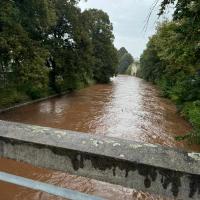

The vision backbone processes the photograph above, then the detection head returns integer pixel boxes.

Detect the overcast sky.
[79,0,171,59]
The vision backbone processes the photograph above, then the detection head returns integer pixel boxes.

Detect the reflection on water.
[0,75,198,200]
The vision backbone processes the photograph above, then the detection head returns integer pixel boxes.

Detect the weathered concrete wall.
[0,120,199,199]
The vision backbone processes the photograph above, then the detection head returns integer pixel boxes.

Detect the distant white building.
[129,63,139,76]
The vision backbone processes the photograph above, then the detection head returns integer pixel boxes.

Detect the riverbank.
[0,87,70,113]
[0,92,68,114]
[0,79,96,113]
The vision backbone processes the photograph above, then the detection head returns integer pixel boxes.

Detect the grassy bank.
[0,78,96,110]
[0,88,30,110]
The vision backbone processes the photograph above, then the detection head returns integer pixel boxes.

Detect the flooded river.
[0,75,199,199]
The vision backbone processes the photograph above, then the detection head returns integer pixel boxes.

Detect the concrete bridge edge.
[0,120,199,199]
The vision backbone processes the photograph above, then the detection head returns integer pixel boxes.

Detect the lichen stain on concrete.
[65,152,132,179]
[144,144,157,148]
[129,144,143,149]
[159,169,182,197]
[62,150,162,191]
[51,149,84,171]
[57,135,62,139]
[89,155,116,173]
[113,143,120,147]
[90,139,104,147]
[65,152,85,171]
[93,140,99,147]
[49,146,185,198]
[27,125,49,134]
[54,130,67,136]
[104,139,116,144]
[189,175,200,198]
[188,153,200,161]
[138,165,157,189]
[0,141,4,157]
[82,141,87,145]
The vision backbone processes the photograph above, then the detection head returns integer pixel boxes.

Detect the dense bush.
[0,88,29,109]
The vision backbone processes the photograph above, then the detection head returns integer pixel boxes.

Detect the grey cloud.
[79,0,169,58]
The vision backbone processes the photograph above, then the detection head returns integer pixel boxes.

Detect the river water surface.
[0,75,199,200]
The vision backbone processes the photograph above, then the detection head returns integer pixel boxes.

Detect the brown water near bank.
[0,75,199,200]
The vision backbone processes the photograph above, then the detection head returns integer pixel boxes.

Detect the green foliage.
[0,0,117,108]
[182,101,200,129]
[176,101,200,144]
[117,47,134,74]
[118,47,128,58]
[82,9,118,83]
[25,84,49,100]
[0,88,29,109]
[140,1,200,144]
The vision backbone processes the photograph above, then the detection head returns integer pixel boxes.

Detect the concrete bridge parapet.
[0,120,199,199]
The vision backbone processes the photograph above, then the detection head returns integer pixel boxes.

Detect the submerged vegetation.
[0,0,118,108]
[140,0,200,143]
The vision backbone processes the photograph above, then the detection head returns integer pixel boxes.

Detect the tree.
[0,0,118,107]
[117,47,134,74]
[118,47,128,58]
[0,0,50,99]
[82,9,118,83]
[141,0,200,143]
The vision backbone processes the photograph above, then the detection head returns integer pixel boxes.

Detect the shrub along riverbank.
[140,1,200,144]
[0,0,118,109]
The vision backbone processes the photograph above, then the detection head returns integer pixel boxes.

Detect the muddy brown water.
[0,75,199,200]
